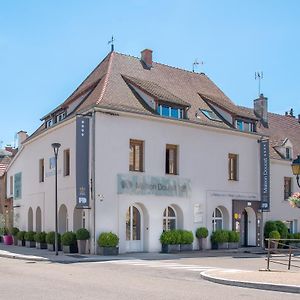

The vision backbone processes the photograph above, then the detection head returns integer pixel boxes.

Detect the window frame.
[63,149,70,176]
[212,207,223,231]
[129,139,144,172]
[284,177,292,200]
[163,206,177,231]
[228,153,238,181]
[39,158,44,183]
[166,144,178,175]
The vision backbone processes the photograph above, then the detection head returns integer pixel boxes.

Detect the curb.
[0,252,48,262]
[200,270,300,294]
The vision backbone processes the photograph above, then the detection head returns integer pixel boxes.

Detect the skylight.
[200,109,222,122]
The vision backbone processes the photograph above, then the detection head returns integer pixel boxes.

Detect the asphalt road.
[0,256,298,300]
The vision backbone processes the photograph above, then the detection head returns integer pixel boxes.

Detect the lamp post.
[51,143,61,255]
[291,155,300,188]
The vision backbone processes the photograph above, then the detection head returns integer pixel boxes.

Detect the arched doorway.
[58,204,68,233]
[126,205,143,252]
[36,207,42,232]
[241,207,256,246]
[28,207,33,231]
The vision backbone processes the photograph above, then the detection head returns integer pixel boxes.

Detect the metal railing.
[265,238,300,271]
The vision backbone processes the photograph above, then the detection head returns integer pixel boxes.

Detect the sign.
[193,204,203,223]
[14,172,22,200]
[76,117,90,208]
[208,191,258,200]
[117,174,191,198]
[260,139,270,211]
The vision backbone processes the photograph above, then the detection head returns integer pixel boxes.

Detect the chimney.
[141,49,153,68]
[254,93,268,127]
[17,130,28,148]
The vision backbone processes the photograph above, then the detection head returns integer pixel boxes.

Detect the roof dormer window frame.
[156,101,186,119]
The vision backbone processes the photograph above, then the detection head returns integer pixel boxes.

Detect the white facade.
[7,110,263,253]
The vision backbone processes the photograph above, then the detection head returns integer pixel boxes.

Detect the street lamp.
[291,155,300,188]
[51,142,61,255]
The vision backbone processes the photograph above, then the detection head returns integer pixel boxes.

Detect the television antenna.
[255,71,264,96]
[108,36,115,52]
[192,59,204,72]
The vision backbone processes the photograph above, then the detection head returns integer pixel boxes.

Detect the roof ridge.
[96,52,115,105]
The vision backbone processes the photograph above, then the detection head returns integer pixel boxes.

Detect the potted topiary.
[76,228,90,254]
[196,227,209,250]
[211,230,229,249]
[160,230,181,253]
[2,227,13,245]
[24,231,36,247]
[264,221,277,247]
[61,231,78,253]
[10,227,19,246]
[228,231,240,249]
[34,232,47,249]
[97,232,119,255]
[17,231,26,246]
[268,230,280,249]
[46,231,61,251]
[179,230,194,251]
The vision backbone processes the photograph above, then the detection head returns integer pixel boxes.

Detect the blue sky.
[1,0,299,146]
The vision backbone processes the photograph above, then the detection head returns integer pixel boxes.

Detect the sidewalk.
[1,243,300,293]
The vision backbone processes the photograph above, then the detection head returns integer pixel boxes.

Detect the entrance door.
[126,205,143,252]
[242,210,248,246]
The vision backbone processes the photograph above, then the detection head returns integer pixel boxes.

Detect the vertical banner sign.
[76,117,90,208]
[260,140,270,211]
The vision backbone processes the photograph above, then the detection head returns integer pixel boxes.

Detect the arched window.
[212,207,223,231]
[163,206,177,231]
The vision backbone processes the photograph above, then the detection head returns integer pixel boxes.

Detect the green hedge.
[17,231,26,241]
[97,232,119,247]
[34,232,46,243]
[160,230,181,245]
[24,231,35,242]
[61,232,77,246]
[195,227,208,239]
[10,227,19,237]
[228,231,239,243]
[211,230,229,244]
[76,228,90,240]
[269,230,280,239]
[46,231,61,244]
[264,220,288,239]
[179,230,194,244]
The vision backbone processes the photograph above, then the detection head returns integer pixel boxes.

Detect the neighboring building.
[7,49,272,253]
[0,145,18,228]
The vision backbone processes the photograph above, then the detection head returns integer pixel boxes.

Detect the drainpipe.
[91,109,96,254]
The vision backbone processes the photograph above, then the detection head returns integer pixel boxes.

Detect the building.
[7,49,280,253]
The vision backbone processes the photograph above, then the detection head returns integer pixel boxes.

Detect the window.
[39,159,44,183]
[166,144,178,175]
[129,139,144,172]
[56,111,66,123]
[286,147,291,160]
[163,206,177,231]
[63,149,70,176]
[45,119,53,128]
[236,120,243,131]
[228,153,238,181]
[200,109,222,121]
[157,104,184,119]
[9,176,13,195]
[284,177,292,200]
[212,207,223,231]
[235,119,255,132]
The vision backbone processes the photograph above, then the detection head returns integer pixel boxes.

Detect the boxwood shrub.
[17,231,26,241]
[34,232,46,243]
[97,232,119,247]
[46,231,61,244]
[211,230,229,244]
[179,230,194,244]
[61,232,77,246]
[160,230,181,245]
[269,230,280,239]
[196,227,208,239]
[228,231,239,243]
[24,231,36,242]
[76,228,90,240]
[10,227,19,237]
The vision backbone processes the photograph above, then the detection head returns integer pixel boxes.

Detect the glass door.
[126,205,142,252]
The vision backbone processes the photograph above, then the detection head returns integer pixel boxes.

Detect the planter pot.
[12,236,18,246]
[3,235,13,245]
[228,242,239,249]
[63,244,78,254]
[47,243,62,251]
[77,240,88,254]
[25,241,36,248]
[97,246,119,255]
[18,240,25,247]
[36,242,47,249]
[180,244,193,251]
[211,242,228,250]
[161,244,180,253]
[198,238,206,250]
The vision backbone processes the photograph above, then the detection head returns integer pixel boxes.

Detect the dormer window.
[45,119,53,128]
[286,147,291,160]
[200,109,222,122]
[56,111,66,123]
[235,119,255,132]
[157,104,184,119]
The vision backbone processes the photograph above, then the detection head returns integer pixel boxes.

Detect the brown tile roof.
[238,106,300,160]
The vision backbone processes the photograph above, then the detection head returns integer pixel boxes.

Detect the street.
[0,255,299,300]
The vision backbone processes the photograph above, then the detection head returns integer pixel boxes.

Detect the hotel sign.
[117,174,191,198]
[260,139,270,211]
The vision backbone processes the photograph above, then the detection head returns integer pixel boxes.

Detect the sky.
[0,0,299,146]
